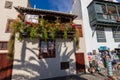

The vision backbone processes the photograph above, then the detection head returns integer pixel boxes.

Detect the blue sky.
[30,0,120,12]
[117,0,120,2]
[30,0,72,12]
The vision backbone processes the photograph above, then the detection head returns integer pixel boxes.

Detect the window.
[117,6,120,18]
[96,27,106,42]
[75,25,83,37]
[107,5,117,21]
[39,40,55,59]
[5,1,13,9]
[95,3,106,14]
[61,62,69,70]
[95,3,108,20]
[112,27,120,42]
[0,41,8,50]
[5,19,13,33]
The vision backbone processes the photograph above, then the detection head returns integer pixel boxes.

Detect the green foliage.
[75,28,80,49]
[42,29,48,41]
[63,30,67,39]
[10,18,77,42]
[66,23,73,31]
[8,29,15,61]
[30,27,38,41]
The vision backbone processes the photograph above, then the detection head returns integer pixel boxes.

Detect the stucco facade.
[11,6,87,79]
[0,0,87,80]
[0,0,29,53]
[11,38,77,80]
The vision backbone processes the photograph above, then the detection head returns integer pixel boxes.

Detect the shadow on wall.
[11,39,85,80]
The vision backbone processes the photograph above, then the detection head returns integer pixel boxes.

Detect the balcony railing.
[87,0,120,26]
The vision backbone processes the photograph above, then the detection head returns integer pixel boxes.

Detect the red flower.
[51,23,55,27]
[71,23,76,29]
[25,21,32,25]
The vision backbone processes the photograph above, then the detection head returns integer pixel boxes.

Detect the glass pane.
[41,41,48,53]
[107,5,117,20]
[0,43,2,49]
[95,3,106,14]
[48,41,54,50]
[2,42,7,49]
[118,6,120,17]
[96,27,106,42]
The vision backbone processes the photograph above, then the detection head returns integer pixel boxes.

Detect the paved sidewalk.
[42,69,120,80]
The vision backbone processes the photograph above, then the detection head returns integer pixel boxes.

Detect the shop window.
[112,27,120,42]
[39,39,55,59]
[5,19,13,33]
[96,27,106,42]
[61,62,69,70]
[5,1,13,9]
[0,41,8,50]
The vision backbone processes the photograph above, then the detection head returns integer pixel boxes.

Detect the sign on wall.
[25,14,39,24]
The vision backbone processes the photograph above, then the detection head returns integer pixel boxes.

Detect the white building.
[0,0,30,80]
[10,6,87,79]
[72,0,120,54]
[0,0,87,80]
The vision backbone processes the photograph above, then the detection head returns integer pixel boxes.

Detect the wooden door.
[75,53,85,74]
[0,54,13,80]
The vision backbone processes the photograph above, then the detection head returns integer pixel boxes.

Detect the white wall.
[72,0,120,71]
[0,0,29,53]
[12,38,76,80]
[0,0,28,41]
[72,0,89,71]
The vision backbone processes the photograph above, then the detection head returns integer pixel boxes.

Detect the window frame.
[96,27,106,42]
[0,41,8,50]
[39,39,55,59]
[5,1,13,9]
[112,27,120,42]
[5,19,14,33]
[60,62,69,70]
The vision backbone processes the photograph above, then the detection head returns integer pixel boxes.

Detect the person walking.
[105,54,113,79]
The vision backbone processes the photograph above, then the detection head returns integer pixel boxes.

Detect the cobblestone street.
[42,69,120,80]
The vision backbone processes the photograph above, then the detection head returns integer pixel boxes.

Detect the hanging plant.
[75,28,80,49]
[39,18,45,27]
[7,28,15,62]
[10,19,21,32]
[30,27,38,41]
[63,30,67,39]
[10,15,79,44]
[49,27,56,39]
[66,23,72,32]
[42,29,48,41]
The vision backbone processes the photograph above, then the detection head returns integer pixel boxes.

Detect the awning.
[98,46,108,51]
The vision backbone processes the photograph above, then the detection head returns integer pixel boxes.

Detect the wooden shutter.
[0,54,13,80]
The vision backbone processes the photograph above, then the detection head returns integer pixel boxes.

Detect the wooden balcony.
[87,0,120,27]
